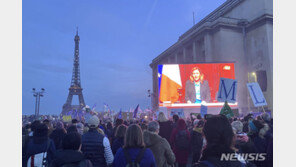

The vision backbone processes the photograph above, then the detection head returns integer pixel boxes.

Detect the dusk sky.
[22,0,226,115]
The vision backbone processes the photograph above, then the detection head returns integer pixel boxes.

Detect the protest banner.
[200,105,208,118]
[62,115,72,122]
[122,112,128,121]
[247,82,267,107]
[170,108,184,118]
[217,78,237,103]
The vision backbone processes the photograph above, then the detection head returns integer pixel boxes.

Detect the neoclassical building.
[150,0,273,114]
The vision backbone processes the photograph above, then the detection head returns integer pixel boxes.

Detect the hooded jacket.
[49,149,93,167]
[143,130,175,167]
[158,120,173,145]
[170,119,190,164]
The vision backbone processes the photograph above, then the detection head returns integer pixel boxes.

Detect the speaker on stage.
[256,70,267,92]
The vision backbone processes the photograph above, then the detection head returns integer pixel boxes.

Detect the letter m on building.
[217,78,237,103]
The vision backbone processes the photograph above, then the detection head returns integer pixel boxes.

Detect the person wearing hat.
[190,119,204,165]
[81,116,114,167]
[231,120,254,154]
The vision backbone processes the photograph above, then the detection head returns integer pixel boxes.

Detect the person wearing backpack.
[50,132,93,167]
[170,119,190,167]
[113,124,156,167]
[24,123,56,167]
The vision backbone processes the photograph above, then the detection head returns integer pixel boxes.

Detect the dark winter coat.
[24,137,56,167]
[158,120,173,145]
[143,130,175,167]
[170,120,190,164]
[249,134,268,154]
[195,144,256,167]
[50,149,93,167]
[111,137,124,155]
[248,133,271,167]
[190,127,203,164]
[113,147,156,167]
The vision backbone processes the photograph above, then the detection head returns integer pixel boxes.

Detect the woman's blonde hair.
[158,112,167,122]
[189,67,204,83]
[97,128,105,135]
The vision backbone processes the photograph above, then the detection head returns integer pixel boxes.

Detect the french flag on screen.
[159,64,182,103]
[158,65,163,96]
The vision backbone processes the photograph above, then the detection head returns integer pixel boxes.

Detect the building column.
[175,53,178,63]
[204,33,213,62]
[152,65,158,111]
[183,47,186,63]
[193,41,197,62]
[167,56,171,64]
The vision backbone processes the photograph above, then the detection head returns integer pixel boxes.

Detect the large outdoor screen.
[158,63,235,106]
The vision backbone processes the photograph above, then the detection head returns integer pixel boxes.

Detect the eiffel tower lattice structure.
[62,29,86,115]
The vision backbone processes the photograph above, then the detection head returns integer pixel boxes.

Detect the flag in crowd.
[118,108,122,119]
[133,104,139,118]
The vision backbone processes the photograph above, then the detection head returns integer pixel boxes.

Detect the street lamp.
[147,89,156,110]
[32,88,45,118]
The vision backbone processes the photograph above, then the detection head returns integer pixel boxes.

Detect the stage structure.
[62,29,86,115]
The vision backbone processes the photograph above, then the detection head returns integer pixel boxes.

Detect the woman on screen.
[185,67,211,104]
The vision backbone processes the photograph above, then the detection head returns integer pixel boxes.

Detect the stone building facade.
[150,0,273,114]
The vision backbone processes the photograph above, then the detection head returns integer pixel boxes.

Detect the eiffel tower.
[62,29,86,115]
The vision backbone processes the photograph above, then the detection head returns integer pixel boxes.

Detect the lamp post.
[247,72,258,112]
[32,88,45,118]
[147,89,156,111]
[147,90,151,110]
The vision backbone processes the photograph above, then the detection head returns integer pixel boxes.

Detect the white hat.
[231,121,243,133]
[87,116,100,128]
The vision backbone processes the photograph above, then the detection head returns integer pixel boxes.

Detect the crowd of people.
[22,111,273,167]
